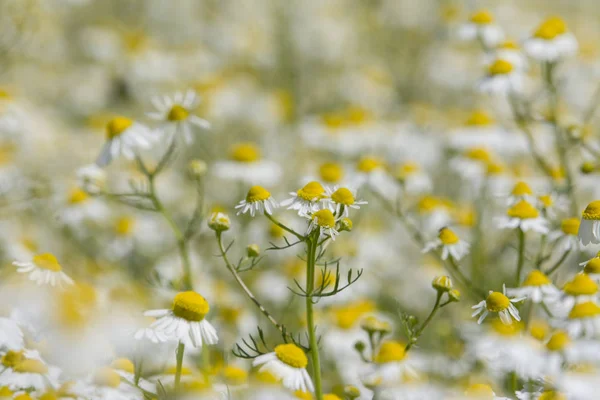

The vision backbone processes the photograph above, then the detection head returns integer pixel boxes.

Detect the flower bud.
[432,276,453,292]
[188,159,207,179]
[344,385,361,399]
[354,340,366,353]
[448,289,461,302]
[208,212,230,232]
[360,316,392,335]
[246,244,260,258]
[581,161,596,175]
[339,217,353,232]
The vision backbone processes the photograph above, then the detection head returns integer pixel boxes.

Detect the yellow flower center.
[486,162,505,176]
[469,10,494,25]
[110,358,135,374]
[115,217,135,236]
[546,331,570,352]
[584,258,600,275]
[312,209,335,228]
[295,391,313,400]
[33,253,62,272]
[93,367,121,388]
[324,395,342,400]
[563,274,598,296]
[230,143,260,163]
[466,110,494,126]
[561,218,580,235]
[172,291,210,322]
[488,59,514,76]
[465,383,494,397]
[529,320,549,341]
[331,188,355,205]
[106,117,133,140]
[256,370,280,384]
[297,181,326,202]
[538,391,566,400]
[14,359,48,374]
[319,162,344,183]
[274,344,308,368]
[465,147,492,162]
[439,227,459,245]
[68,188,89,204]
[39,392,58,400]
[1,350,24,368]
[374,341,406,364]
[491,319,523,336]
[417,196,442,214]
[511,181,533,196]
[357,157,382,173]
[539,194,553,208]
[246,186,271,203]
[332,301,374,330]
[0,387,13,397]
[485,292,510,312]
[582,200,600,220]
[534,17,568,40]
[395,162,419,180]
[568,301,600,319]
[522,270,551,287]
[499,40,519,50]
[223,366,248,385]
[167,105,189,122]
[14,394,33,400]
[507,200,539,219]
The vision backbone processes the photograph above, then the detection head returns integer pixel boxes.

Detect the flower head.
[235,186,278,217]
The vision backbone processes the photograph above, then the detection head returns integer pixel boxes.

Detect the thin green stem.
[266,213,305,240]
[175,341,185,392]
[448,256,487,298]
[545,248,572,276]
[305,232,323,400]
[515,228,526,287]
[405,291,442,352]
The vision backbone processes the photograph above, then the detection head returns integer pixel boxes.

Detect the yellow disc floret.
[93,367,121,388]
[584,258,600,275]
[488,59,514,76]
[274,344,308,369]
[507,200,539,219]
[561,218,580,235]
[563,274,598,296]
[546,331,570,352]
[511,181,533,196]
[438,227,459,245]
[374,341,406,364]
[230,143,260,163]
[486,292,510,312]
[465,383,494,397]
[14,359,49,374]
[68,188,89,204]
[466,110,494,126]
[319,162,344,183]
[324,395,342,400]
[582,200,600,220]
[534,17,568,40]
[1,350,24,368]
[491,319,523,336]
[33,253,62,272]
[538,390,566,400]
[568,301,600,319]
[469,10,493,25]
[312,209,335,228]
[357,157,383,173]
[246,186,271,203]
[111,358,135,374]
[223,366,248,385]
[167,105,189,122]
[297,181,326,202]
[465,147,492,162]
[522,270,551,287]
[115,217,135,236]
[106,117,133,140]
[172,291,210,322]
[331,188,355,206]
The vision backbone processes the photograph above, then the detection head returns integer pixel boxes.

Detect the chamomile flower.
[458,10,504,48]
[365,340,416,384]
[282,181,328,216]
[306,209,339,240]
[495,200,549,234]
[507,270,559,303]
[325,186,367,217]
[464,384,511,399]
[213,142,282,185]
[135,291,218,348]
[60,187,109,226]
[235,186,278,217]
[516,389,566,400]
[578,200,600,245]
[393,162,432,195]
[548,274,599,313]
[583,257,600,282]
[422,227,470,261]
[252,344,314,393]
[146,90,210,143]
[71,367,145,400]
[472,285,525,325]
[562,301,600,338]
[479,58,523,94]
[96,117,155,167]
[0,351,59,391]
[547,218,582,251]
[524,17,578,62]
[491,40,528,70]
[76,164,106,194]
[507,181,535,205]
[13,253,74,287]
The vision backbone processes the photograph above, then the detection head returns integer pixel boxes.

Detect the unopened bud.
[246,244,260,258]
[208,212,230,232]
[354,341,366,353]
[188,159,207,178]
[581,161,596,174]
[432,275,453,292]
[448,289,461,302]
[339,217,353,232]
[344,385,361,399]
[360,316,392,335]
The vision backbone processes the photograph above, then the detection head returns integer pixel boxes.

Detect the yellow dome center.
[275,344,308,368]
[488,59,514,76]
[584,258,600,274]
[491,319,523,336]
[469,10,494,25]
[14,359,49,374]
[39,393,58,400]
[106,117,133,140]
[534,17,568,40]
[69,188,89,204]
[507,200,539,219]
[561,218,580,235]
[93,367,121,388]
[319,162,344,183]
[295,390,313,400]
[465,147,492,162]
[417,196,442,213]
[297,181,326,201]
[395,162,419,180]
[499,40,519,50]
[331,188,355,205]
[563,274,598,296]
[511,181,533,196]
[14,394,33,400]
[110,358,135,374]
[0,387,13,396]
[223,366,248,385]
[115,217,135,236]
[324,395,342,400]
[439,227,459,245]
[33,253,62,272]
[582,200,600,220]
[486,292,510,312]
[522,270,551,287]
[529,320,549,341]
[465,383,494,397]
[539,195,553,208]
[230,143,261,163]
[172,291,210,322]
[357,157,382,173]
[1,350,24,368]
[167,105,189,122]
[546,331,570,352]
[466,110,494,126]
[246,186,271,203]
[312,209,335,228]
[538,390,566,400]
[374,341,406,364]
[568,301,600,319]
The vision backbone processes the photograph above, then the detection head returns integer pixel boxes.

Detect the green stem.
[405,292,442,352]
[525,302,536,330]
[175,341,185,391]
[305,232,323,400]
[516,228,526,287]
[545,248,572,276]
[266,213,305,240]
[448,256,486,298]
[535,233,547,268]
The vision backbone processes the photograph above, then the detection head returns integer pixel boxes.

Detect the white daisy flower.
[506,270,559,303]
[393,162,432,195]
[415,196,453,234]
[578,200,600,246]
[0,350,60,391]
[449,147,493,187]
[547,218,583,252]
[76,164,106,195]
[506,181,536,206]
[364,340,416,384]
[12,253,74,287]
[546,273,599,313]
[489,40,528,70]
[212,142,282,186]
[252,343,314,393]
[235,185,278,217]
[561,301,600,338]
[325,186,367,217]
[464,384,511,399]
[69,367,145,400]
[146,90,210,144]
[281,181,328,217]
[60,187,110,226]
[583,257,600,282]
[306,209,339,240]
[458,10,504,48]
[422,227,470,261]
[495,200,549,234]
[0,318,24,350]
[135,291,218,348]
[96,117,155,167]
[472,285,525,325]
[478,58,524,94]
[524,17,578,62]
